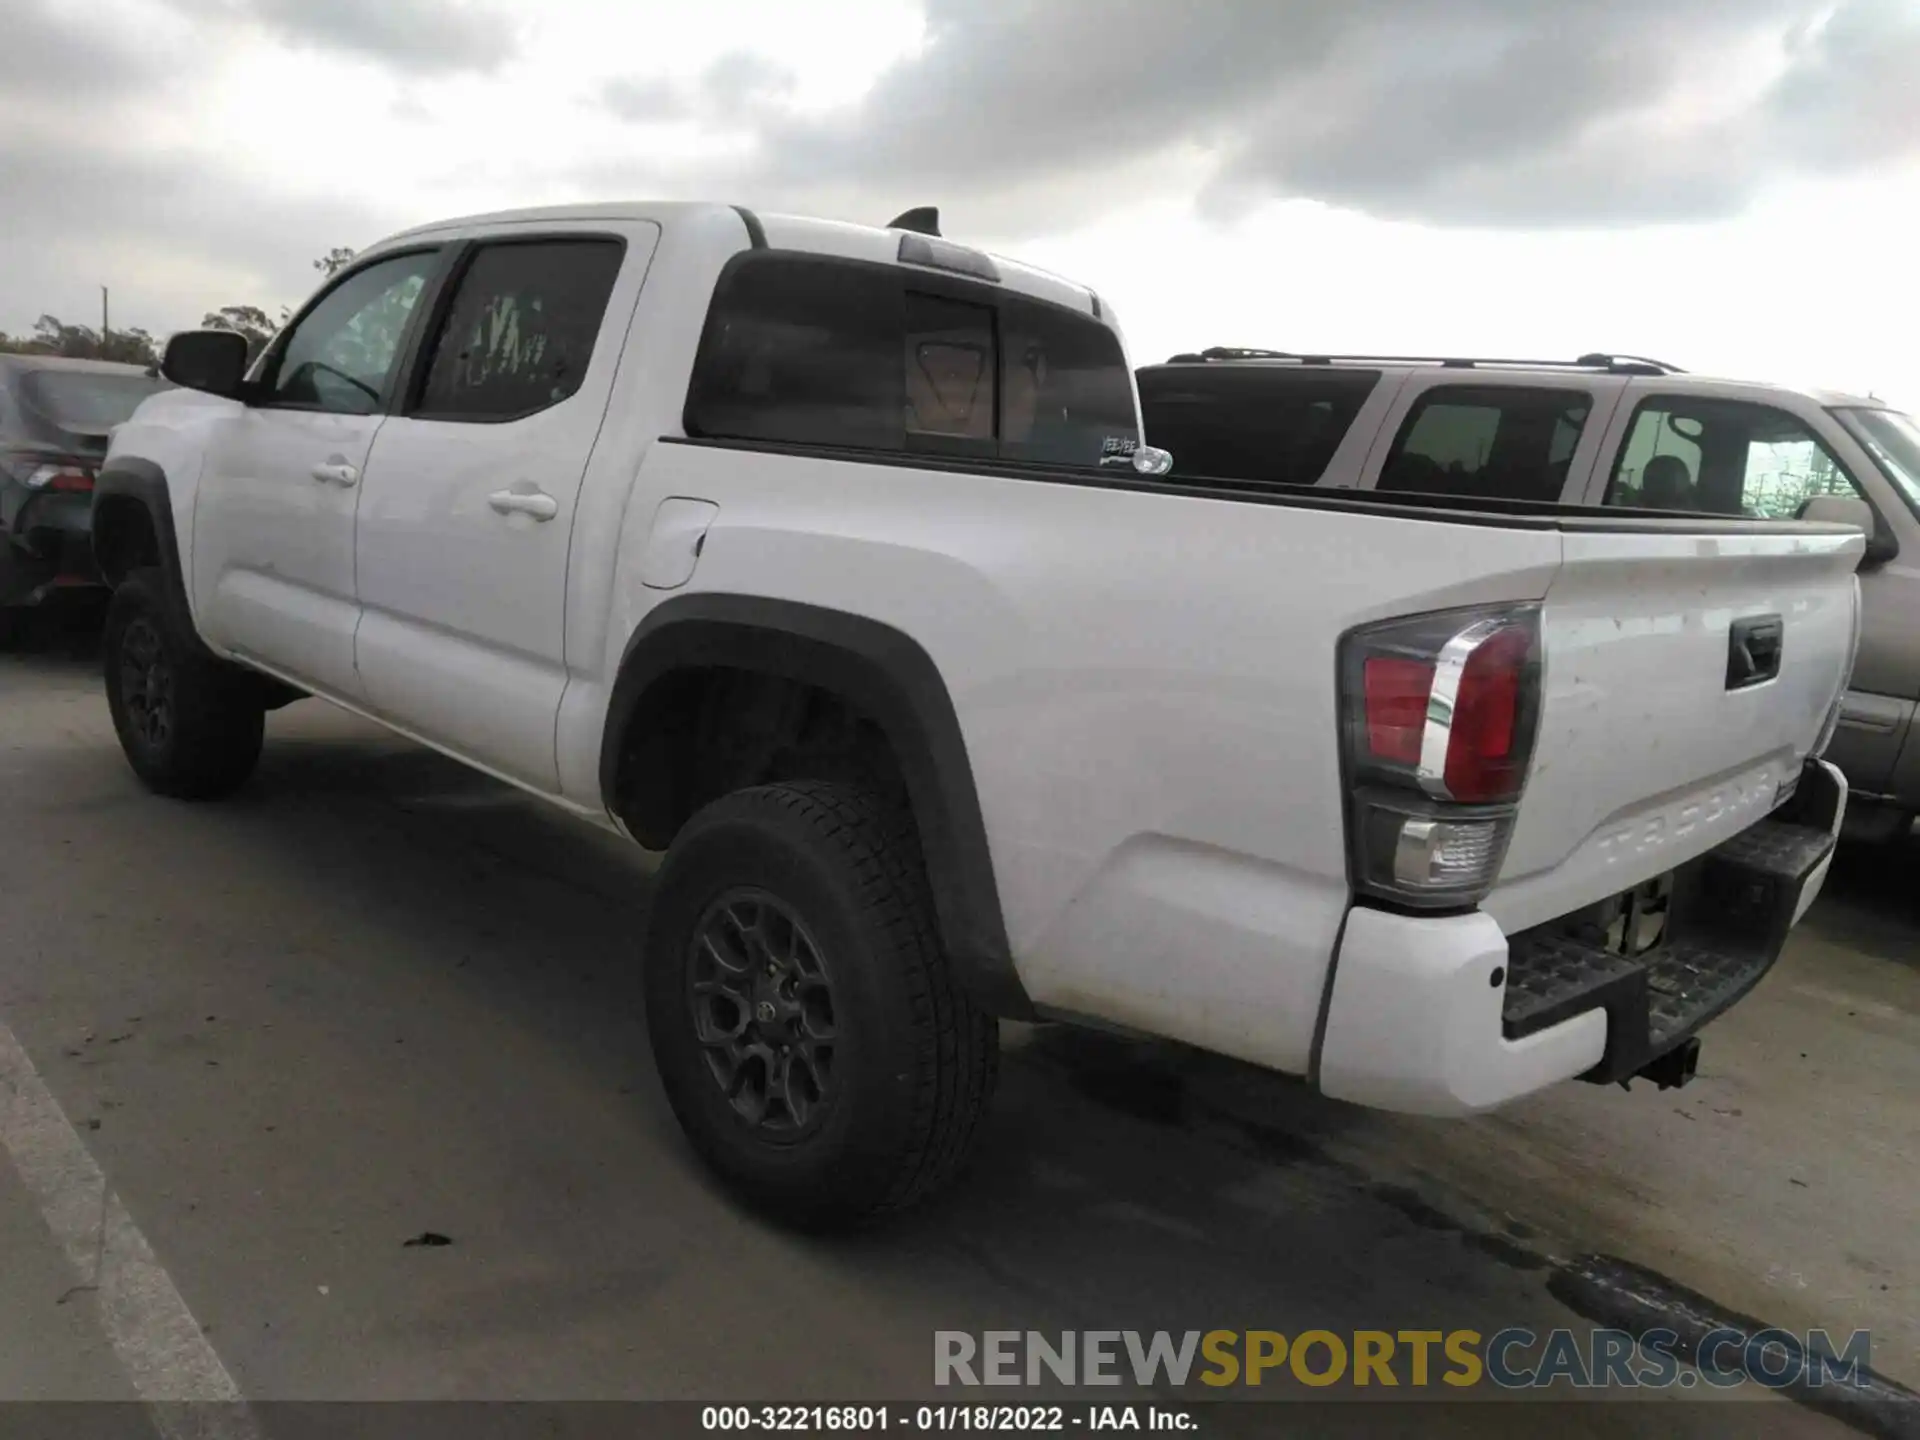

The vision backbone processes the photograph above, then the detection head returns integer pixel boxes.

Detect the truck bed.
[665,435,1869,538]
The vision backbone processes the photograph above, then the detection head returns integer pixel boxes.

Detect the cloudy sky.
[7,0,1918,405]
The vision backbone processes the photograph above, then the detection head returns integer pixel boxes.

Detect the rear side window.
[1602,397,1861,516]
[1379,385,1591,503]
[1137,367,1379,486]
[685,257,904,450]
[684,253,1137,467]
[414,239,625,422]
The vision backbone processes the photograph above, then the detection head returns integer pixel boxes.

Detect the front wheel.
[643,781,1000,1228]
[104,568,264,800]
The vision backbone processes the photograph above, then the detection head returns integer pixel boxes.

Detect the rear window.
[1379,385,1590,503]
[15,369,169,435]
[1137,367,1379,486]
[684,253,1138,468]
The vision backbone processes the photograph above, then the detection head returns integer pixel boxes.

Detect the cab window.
[413,239,625,422]
[1602,398,1861,516]
[1378,385,1591,503]
[265,252,437,414]
[684,253,1138,467]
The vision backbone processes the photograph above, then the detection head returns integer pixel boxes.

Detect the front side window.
[1379,385,1592,503]
[1602,398,1860,516]
[1833,407,1920,518]
[415,239,625,421]
[684,253,1137,466]
[266,251,437,414]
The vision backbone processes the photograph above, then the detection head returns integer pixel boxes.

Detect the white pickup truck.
[95,202,1858,1226]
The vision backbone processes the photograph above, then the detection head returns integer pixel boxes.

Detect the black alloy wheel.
[689,890,839,1138]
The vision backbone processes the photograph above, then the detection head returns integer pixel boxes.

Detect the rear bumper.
[2,495,99,603]
[1316,758,1845,1116]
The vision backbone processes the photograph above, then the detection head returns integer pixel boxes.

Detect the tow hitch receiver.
[1632,1036,1701,1091]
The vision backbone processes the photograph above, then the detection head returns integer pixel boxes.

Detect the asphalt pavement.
[2,631,1910,1439]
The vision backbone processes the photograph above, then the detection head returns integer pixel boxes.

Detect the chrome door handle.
[311,462,358,487]
[488,488,558,521]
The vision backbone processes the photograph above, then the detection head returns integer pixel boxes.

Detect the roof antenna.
[887,206,941,237]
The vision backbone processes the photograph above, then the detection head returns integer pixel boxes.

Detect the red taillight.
[1442,624,1529,803]
[23,462,95,494]
[1358,628,1529,801]
[1363,656,1434,765]
[1340,605,1541,908]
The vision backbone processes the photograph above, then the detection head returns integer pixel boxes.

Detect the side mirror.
[1802,493,1898,567]
[161,329,251,399]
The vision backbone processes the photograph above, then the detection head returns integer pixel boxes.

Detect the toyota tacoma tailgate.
[1490,524,1860,934]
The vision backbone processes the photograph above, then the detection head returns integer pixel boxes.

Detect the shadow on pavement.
[0,595,106,667]
[1805,833,1920,971]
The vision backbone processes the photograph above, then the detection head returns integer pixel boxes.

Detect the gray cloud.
[601,75,683,124]
[1766,0,1920,169]
[175,0,518,74]
[2,0,164,98]
[0,132,398,340]
[1203,0,1920,225]
[7,0,1917,344]
[602,53,794,127]
[598,0,1920,232]
[0,0,469,339]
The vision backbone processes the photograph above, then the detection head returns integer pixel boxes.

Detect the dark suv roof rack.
[1162,346,1685,377]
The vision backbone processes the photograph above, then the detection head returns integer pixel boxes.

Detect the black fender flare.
[91,457,199,638]
[601,593,1031,1018]
[91,459,304,708]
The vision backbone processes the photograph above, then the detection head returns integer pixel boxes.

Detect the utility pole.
[101,286,110,341]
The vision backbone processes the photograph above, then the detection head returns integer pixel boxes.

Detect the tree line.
[0,248,357,369]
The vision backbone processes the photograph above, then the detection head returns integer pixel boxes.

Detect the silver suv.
[1138,349,1920,842]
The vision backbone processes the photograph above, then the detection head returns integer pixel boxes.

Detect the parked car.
[1139,348,1916,841]
[94,206,1856,1226]
[0,354,171,642]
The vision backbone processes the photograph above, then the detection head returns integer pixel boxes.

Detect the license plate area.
[1594,873,1675,959]
[1503,810,1834,1079]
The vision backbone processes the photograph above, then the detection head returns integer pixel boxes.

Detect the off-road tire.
[644,781,1000,1228]
[104,567,264,799]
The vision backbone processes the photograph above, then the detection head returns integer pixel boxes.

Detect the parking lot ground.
[0,1158,138,1403]
[0,640,1908,1436]
[1167,843,1920,1385]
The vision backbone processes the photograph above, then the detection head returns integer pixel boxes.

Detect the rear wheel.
[644,781,999,1227]
[104,568,264,799]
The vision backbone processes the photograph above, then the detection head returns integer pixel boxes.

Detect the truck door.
[351,222,661,792]
[191,249,443,697]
